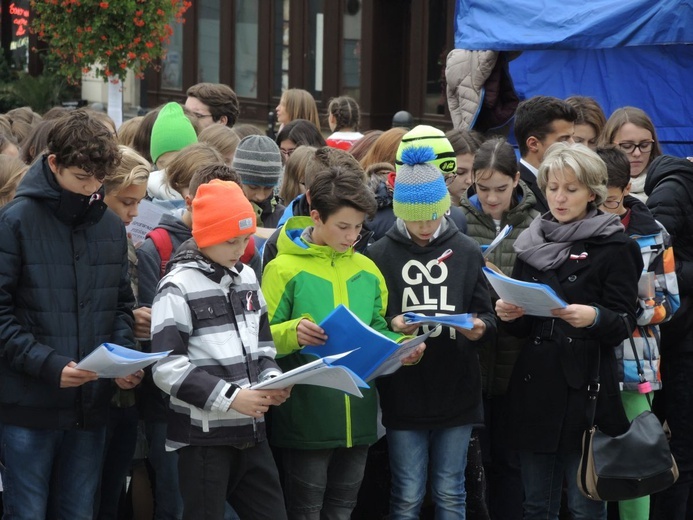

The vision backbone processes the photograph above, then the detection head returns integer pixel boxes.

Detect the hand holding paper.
[483,267,567,317]
[403,312,475,329]
[75,343,172,378]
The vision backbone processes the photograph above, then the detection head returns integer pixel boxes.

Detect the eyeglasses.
[280,147,296,157]
[444,174,457,186]
[192,112,213,120]
[602,195,625,210]
[616,140,654,154]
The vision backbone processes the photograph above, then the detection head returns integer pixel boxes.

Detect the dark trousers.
[178,441,286,520]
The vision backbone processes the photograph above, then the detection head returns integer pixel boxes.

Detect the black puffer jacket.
[0,156,135,429]
[646,155,693,354]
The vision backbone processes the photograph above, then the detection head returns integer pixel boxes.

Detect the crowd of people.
[0,82,691,520]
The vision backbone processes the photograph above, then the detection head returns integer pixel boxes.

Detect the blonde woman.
[275,88,321,129]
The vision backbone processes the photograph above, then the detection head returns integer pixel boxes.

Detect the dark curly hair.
[47,109,121,181]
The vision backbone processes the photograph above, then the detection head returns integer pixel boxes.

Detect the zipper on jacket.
[344,394,353,447]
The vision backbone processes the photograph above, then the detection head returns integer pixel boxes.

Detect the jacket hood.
[462,180,537,222]
[644,155,693,196]
[276,216,357,261]
[154,212,190,235]
[168,238,242,282]
[383,214,459,250]
[622,195,660,236]
[14,155,108,227]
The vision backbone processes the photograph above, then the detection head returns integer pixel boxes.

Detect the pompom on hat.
[192,180,257,248]
[393,146,451,222]
[395,124,456,175]
[149,102,198,164]
[232,135,283,187]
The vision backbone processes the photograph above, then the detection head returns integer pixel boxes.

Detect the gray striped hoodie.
[151,240,280,451]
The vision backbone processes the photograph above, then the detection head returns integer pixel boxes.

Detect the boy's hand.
[60,361,98,388]
[391,314,420,335]
[133,307,152,340]
[456,318,486,341]
[115,369,145,390]
[297,319,327,347]
[229,388,292,417]
[401,343,426,366]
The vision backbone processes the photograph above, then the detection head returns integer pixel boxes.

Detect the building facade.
[143,0,458,130]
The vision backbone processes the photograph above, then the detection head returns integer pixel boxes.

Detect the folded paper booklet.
[251,351,368,397]
[403,312,474,329]
[75,343,171,378]
[303,305,434,382]
[481,224,513,259]
[483,267,567,317]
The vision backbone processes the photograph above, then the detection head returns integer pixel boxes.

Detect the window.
[342,1,362,100]
[273,0,290,97]
[424,0,448,114]
[197,0,220,83]
[235,1,259,98]
[162,15,185,90]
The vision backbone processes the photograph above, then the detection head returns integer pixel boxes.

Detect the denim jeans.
[145,420,183,520]
[518,450,606,520]
[283,446,369,520]
[0,422,106,520]
[387,425,473,520]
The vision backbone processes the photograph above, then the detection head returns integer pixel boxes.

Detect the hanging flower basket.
[30,0,192,84]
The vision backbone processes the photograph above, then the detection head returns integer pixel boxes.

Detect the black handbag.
[577,315,678,501]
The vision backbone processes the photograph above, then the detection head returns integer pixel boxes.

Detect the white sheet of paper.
[483,224,513,258]
[483,267,567,317]
[125,199,167,247]
[75,344,171,378]
[251,351,365,397]
[366,329,435,381]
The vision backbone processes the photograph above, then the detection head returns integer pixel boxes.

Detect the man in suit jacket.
[514,96,577,213]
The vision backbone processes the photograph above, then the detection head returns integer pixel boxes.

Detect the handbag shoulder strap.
[620,313,653,409]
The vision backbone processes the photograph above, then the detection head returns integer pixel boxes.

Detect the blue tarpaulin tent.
[454,0,693,157]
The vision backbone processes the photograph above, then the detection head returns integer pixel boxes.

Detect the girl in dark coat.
[496,143,642,520]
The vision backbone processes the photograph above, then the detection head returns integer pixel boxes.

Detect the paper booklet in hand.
[302,305,434,382]
[251,351,369,397]
[75,343,172,378]
[482,267,567,317]
[403,312,474,329]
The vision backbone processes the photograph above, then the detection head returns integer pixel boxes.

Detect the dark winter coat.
[645,155,693,354]
[0,156,135,430]
[503,232,642,452]
[519,162,548,214]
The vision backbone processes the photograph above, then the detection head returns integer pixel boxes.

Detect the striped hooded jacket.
[151,239,280,451]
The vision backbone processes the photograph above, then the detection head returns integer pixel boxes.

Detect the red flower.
[99,2,108,8]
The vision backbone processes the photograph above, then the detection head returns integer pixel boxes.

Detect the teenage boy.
[150,179,290,520]
[185,82,240,129]
[0,109,136,519]
[137,163,260,520]
[366,145,495,519]
[262,145,371,265]
[262,166,424,520]
[232,135,286,228]
[514,96,577,213]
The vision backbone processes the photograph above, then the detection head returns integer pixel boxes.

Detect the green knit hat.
[395,124,456,175]
[393,146,451,221]
[150,102,198,164]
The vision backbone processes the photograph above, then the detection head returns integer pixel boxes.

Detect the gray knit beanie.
[232,135,283,187]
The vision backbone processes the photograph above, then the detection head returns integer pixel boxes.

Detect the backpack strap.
[146,228,174,278]
[240,235,255,264]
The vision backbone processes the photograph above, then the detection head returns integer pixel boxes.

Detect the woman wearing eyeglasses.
[444,128,482,206]
[496,143,642,520]
[599,106,662,203]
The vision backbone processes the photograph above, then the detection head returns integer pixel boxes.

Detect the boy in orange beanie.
[150,179,290,520]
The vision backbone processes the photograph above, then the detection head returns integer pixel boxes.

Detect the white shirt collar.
[520,158,539,178]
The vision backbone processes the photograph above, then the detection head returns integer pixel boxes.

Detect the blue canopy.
[454,0,693,157]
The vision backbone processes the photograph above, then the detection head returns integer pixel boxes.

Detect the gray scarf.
[514,209,624,271]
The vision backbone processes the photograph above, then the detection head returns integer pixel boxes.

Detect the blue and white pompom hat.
[393,146,451,222]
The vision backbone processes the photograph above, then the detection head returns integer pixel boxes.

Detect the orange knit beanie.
[192,180,257,247]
